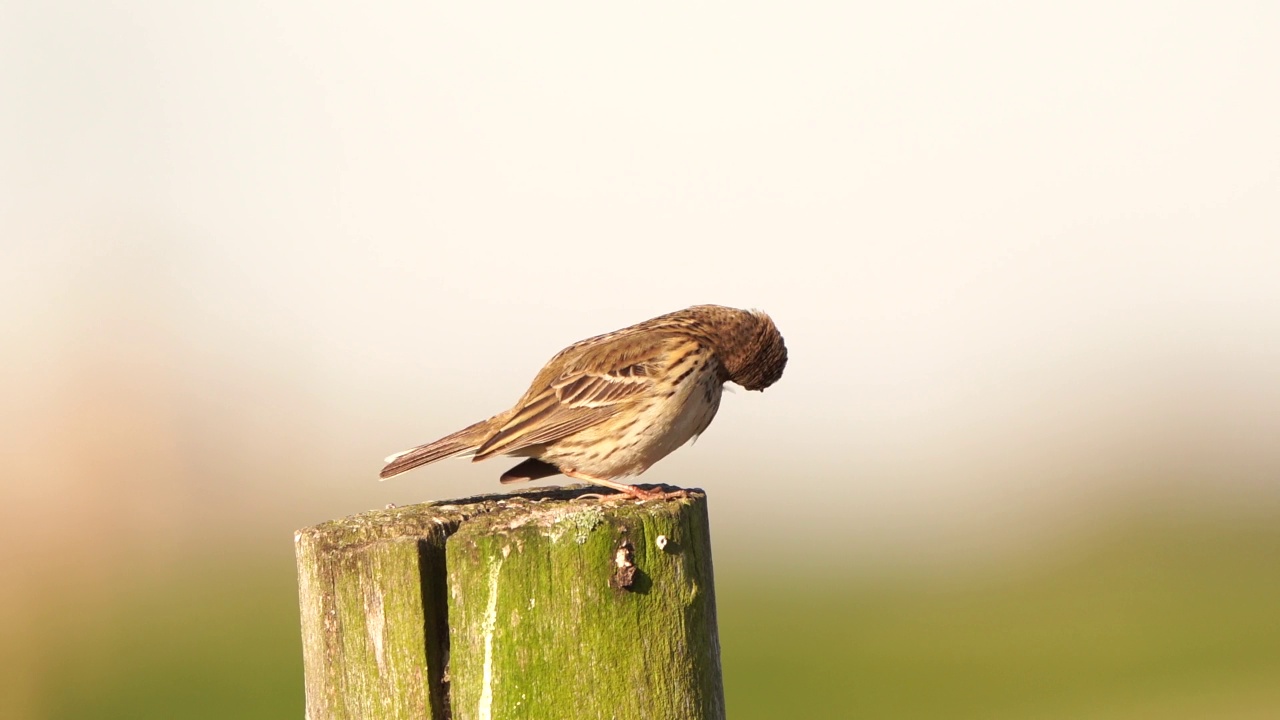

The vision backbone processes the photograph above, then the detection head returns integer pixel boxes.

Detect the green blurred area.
[34,513,1280,719]
[720,515,1280,719]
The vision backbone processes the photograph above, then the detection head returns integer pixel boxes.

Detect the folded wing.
[472,336,678,460]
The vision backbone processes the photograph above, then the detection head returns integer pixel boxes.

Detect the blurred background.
[3,2,1279,718]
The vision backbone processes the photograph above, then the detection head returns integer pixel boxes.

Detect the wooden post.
[295,486,725,720]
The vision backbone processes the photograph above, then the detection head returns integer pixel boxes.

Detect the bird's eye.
[618,364,647,377]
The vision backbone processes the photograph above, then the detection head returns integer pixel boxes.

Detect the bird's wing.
[472,335,685,460]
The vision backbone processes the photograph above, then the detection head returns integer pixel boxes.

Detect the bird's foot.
[628,484,691,501]
[562,471,688,502]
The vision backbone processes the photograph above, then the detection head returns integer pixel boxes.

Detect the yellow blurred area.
[3,2,1280,718]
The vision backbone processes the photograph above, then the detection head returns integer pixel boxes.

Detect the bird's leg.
[562,470,658,499]
[562,470,686,501]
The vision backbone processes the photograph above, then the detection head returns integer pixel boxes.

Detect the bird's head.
[680,305,787,391]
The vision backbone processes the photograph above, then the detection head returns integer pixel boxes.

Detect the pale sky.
[3,2,1279,567]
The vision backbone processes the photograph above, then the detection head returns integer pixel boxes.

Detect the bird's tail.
[379,419,491,479]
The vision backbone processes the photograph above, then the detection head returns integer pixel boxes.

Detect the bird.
[380,304,787,500]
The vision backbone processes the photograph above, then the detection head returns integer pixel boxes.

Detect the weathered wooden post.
[295,485,725,720]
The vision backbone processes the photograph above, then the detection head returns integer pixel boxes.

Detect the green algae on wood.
[295,487,725,720]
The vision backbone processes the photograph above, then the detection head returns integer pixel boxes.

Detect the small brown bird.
[380,304,787,499]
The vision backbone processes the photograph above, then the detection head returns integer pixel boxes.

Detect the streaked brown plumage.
[380,304,787,499]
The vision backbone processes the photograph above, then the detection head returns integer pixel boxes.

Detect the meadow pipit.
[381,304,787,499]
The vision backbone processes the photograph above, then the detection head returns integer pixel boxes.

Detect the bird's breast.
[546,358,724,478]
